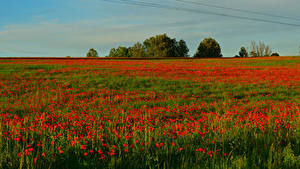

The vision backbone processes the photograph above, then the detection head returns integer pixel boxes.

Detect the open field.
[0,57,299,169]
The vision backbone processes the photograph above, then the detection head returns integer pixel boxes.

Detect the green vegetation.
[271,53,280,57]
[86,48,99,58]
[194,38,222,58]
[0,58,299,169]
[239,47,249,58]
[107,34,189,58]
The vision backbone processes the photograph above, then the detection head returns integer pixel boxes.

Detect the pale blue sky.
[0,0,299,57]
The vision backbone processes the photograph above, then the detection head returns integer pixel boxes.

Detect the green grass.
[0,58,299,169]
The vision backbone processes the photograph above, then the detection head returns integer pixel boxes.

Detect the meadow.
[0,57,299,169]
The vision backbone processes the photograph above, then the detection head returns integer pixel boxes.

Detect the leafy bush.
[194,38,222,58]
[239,47,249,58]
[86,48,99,58]
[271,53,280,57]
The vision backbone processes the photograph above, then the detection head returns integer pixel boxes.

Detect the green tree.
[143,34,176,57]
[175,40,189,57]
[194,38,222,58]
[108,48,117,57]
[128,42,145,58]
[86,48,99,58]
[108,46,130,57]
[271,52,280,57]
[116,47,129,57]
[108,34,189,58]
[239,47,248,58]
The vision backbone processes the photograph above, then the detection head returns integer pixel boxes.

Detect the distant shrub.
[194,38,222,58]
[271,53,280,57]
[86,48,99,58]
[239,47,249,58]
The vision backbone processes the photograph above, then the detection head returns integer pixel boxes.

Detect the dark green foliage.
[108,48,116,57]
[271,53,280,57]
[175,40,189,57]
[143,34,189,57]
[86,48,99,58]
[143,34,177,57]
[239,47,249,58]
[194,38,222,58]
[128,42,145,58]
[108,46,130,57]
[107,34,189,58]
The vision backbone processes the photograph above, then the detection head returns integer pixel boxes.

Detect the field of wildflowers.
[0,57,299,168]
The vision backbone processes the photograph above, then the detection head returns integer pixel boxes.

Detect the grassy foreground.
[0,57,299,169]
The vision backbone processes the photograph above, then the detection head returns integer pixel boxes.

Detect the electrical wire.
[175,0,300,21]
[99,0,300,27]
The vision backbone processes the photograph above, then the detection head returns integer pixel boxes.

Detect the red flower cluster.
[0,57,298,166]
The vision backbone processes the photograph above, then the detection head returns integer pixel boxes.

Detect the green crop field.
[0,57,299,169]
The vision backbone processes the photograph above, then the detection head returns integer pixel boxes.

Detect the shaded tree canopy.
[108,47,129,58]
[194,38,222,58]
[107,34,189,58]
[108,48,117,58]
[239,47,249,58]
[86,48,99,58]
[175,40,189,57]
[271,52,280,57]
[143,34,177,57]
[128,42,145,58]
[143,34,189,57]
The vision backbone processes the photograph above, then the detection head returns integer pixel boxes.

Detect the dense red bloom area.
[1,57,299,86]
[0,57,299,167]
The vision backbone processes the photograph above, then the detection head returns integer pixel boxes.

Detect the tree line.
[107,34,189,58]
[235,41,279,58]
[85,33,280,58]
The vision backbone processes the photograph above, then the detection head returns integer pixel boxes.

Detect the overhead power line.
[175,0,300,21]
[100,0,300,27]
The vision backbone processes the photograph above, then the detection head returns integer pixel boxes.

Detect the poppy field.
[0,57,299,169]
